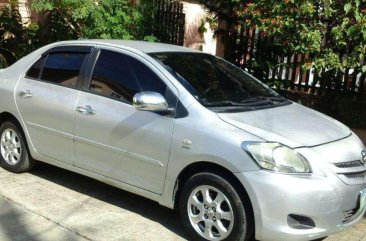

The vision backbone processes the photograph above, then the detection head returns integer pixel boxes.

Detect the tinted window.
[26,57,46,79]
[90,50,167,104]
[150,52,289,111]
[41,52,86,88]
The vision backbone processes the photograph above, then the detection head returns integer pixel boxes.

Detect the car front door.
[73,48,178,194]
[15,46,92,164]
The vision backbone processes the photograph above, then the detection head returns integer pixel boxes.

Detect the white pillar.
[17,0,31,24]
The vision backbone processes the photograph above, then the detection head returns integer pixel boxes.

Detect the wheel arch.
[0,111,32,155]
[173,161,255,222]
[0,112,21,126]
[0,111,35,172]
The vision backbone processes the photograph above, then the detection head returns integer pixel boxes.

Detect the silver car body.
[0,40,365,241]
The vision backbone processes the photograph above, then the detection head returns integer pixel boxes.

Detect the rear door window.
[41,52,87,88]
[25,56,46,79]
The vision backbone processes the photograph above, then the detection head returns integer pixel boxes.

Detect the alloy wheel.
[0,128,22,165]
[187,185,234,241]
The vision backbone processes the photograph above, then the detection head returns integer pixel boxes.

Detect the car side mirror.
[133,91,169,112]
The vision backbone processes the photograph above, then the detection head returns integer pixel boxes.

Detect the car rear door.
[15,46,93,164]
[73,47,179,194]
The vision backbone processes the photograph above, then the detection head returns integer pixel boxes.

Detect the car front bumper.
[235,170,366,241]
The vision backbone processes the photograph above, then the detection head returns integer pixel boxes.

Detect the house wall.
[0,0,9,7]
[18,0,31,23]
[0,0,39,24]
[182,2,216,55]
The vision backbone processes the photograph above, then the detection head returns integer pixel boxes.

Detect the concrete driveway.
[0,163,365,241]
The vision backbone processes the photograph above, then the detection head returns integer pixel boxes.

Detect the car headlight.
[242,142,312,174]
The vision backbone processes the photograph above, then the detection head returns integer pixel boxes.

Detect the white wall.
[17,0,31,24]
[182,2,216,55]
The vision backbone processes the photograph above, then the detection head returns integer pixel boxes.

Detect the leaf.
[344,3,352,14]
[346,26,357,37]
[362,66,366,73]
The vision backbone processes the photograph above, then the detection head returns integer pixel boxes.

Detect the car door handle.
[76,105,96,115]
[18,90,33,98]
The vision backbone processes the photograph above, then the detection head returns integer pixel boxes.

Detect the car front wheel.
[179,172,253,241]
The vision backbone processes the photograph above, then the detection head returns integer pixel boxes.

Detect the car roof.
[55,40,201,54]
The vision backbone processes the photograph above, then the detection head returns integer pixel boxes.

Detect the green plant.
[32,0,95,39]
[240,0,366,74]
[83,0,145,40]
[0,1,41,67]
[200,0,366,79]
[198,19,208,36]
[32,0,156,42]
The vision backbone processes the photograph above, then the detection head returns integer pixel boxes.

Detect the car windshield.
[149,52,290,111]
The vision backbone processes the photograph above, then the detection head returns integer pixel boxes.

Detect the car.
[0,40,365,241]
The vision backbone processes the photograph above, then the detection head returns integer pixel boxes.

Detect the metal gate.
[152,0,185,46]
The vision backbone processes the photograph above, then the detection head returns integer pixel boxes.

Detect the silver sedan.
[0,40,365,241]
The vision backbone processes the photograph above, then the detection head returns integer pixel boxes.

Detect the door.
[16,48,91,164]
[74,49,178,194]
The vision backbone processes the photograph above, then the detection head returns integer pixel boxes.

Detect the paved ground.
[0,163,365,241]
[0,163,186,241]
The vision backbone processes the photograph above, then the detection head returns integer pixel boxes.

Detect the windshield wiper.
[240,96,288,105]
[240,97,275,107]
[205,99,271,107]
[205,101,246,107]
[205,96,288,108]
[240,97,269,104]
[266,96,288,102]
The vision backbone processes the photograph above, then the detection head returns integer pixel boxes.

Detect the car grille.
[334,160,364,168]
[344,171,366,179]
[333,160,366,185]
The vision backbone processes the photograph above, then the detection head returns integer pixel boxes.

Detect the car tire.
[179,172,253,241]
[0,121,35,173]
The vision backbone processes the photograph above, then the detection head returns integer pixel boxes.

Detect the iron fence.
[232,26,366,97]
[151,0,185,46]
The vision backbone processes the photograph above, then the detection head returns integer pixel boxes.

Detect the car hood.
[218,103,351,148]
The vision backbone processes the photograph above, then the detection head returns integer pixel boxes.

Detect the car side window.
[25,56,46,79]
[40,52,87,88]
[89,50,167,104]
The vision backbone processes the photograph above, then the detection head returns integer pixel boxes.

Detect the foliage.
[83,0,144,40]
[1,0,160,66]
[36,10,78,44]
[0,1,41,67]
[200,0,366,78]
[240,0,366,73]
[32,0,154,41]
[32,0,95,39]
